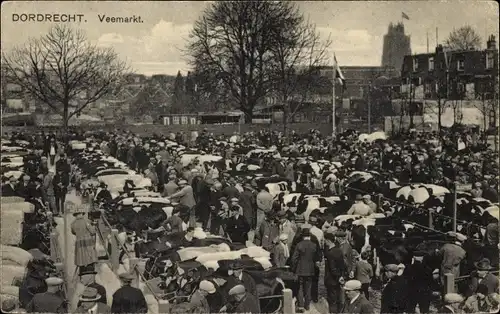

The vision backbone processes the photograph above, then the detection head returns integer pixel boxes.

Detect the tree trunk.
[242,108,253,124]
[438,99,442,137]
[283,101,289,144]
[63,104,69,145]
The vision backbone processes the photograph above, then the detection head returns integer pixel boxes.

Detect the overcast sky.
[2,1,498,76]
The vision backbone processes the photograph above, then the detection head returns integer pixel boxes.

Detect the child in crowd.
[355,251,374,300]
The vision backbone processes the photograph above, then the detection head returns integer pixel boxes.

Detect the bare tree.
[187,1,306,123]
[266,2,331,138]
[445,25,482,51]
[2,25,129,139]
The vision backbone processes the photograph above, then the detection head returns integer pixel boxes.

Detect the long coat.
[291,238,320,277]
[239,189,256,228]
[71,216,98,266]
[254,220,279,250]
[225,215,250,244]
[380,276,409,313]
[111,285,148,313]
[230,293,261,314]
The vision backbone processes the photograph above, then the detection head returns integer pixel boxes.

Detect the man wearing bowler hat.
[465,258,500,297]
[75,287,110,313]
[341,280,374,313]
[26,277,66,313]
[111,272,147,313]
[224,261,258,298]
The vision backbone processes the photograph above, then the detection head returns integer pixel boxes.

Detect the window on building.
[172,116,179,125]
[486,52,495,69]
[181,116,188,125]
[489,110,496,128]
[428,57,435,71]
[457,59,465,71]
[413,58,419,71]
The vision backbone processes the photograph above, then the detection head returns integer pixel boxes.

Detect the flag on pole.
[402,12,410,20]
[333,54,346,88]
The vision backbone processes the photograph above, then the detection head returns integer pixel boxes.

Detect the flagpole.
[332,52,336,137]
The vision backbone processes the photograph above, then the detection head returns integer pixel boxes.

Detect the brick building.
[398,35,498,130]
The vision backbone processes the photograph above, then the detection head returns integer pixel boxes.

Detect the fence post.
[50,232,60,262]
[282,288,294,314]
[377,193,383,211]
[158,299,170,314]
[110,229,120,272]
[444,273,455,294]
[453,182,458,233]
[129,257,140,288]
[428,208,434,229]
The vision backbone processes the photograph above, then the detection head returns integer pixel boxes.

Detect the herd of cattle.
[1,134,499,313]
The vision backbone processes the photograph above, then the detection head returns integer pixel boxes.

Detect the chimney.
[487,35,496,50]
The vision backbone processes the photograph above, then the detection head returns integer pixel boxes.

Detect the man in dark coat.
[225,284,260,314]
[55,154,71,174]
[291,228,320,312]
[2,176,19,197]
[404,251,434,313]
[222,177,240,200]
[324,232,347,313]
[438,293,464,314]
[224,262,258,299]
[465,258,500,297]
[225,206,250,244]
[341,280,374,314]
[26,277,66,313]
[271,157,286,177]
[53,169,69,214]
[111,273,148,313]
[239,182,257,229]
[380,264,409,314]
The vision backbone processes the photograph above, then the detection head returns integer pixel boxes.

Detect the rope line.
[345,186,485,229]
[99,213,161,302]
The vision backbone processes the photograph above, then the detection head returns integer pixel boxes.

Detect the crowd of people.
[1,126,499,314]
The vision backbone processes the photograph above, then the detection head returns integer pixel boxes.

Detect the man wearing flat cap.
[465,258,499,297]
[26,277,66,313]
[75,286,110,313]
[340,280,374,314]
[439,293,464,314]
[291,228,321,312]
[188,280,216,313]
[223,284,260,314]
[380,264,409,314]
[440,232,467,286]
[111,272,147,313]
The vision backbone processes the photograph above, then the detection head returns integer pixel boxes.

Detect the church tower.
[381,22,411,73]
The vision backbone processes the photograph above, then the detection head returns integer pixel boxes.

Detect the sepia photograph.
[0,1,499,313]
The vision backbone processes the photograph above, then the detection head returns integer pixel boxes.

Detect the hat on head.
[301,228,311,237]
[344,280,362,291]
[230,197,239,202]
[444,293,464,304]
[45,277,64,286]
[178,179,187,185]
[199,280,216,294]
[228,284,246,296]
[230,261,244,270]
[80,287,101,302]
[474,258,492,271]
[295,216,305,224]
[1,299,16,313]
[335,230,347,238]
[363,195,371,200]
[384,264,399,273]
[119,272,135,282]
[355,194,363,201]
[309,216,318,223]
[79,270,98,276]
[279,233,289,241]
[413,250,426,257]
